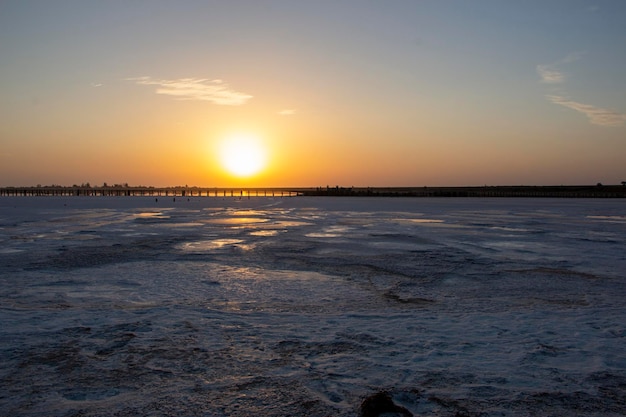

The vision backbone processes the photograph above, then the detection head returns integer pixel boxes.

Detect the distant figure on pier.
[155,198,158,202]
[173,197,176,202]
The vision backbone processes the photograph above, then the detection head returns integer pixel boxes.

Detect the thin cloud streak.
[537,65,564,83]
[537,52,584,84]
[278,109,296,116]
[537,52,625,127]
[128,76,253,105]
[547,95,626,127]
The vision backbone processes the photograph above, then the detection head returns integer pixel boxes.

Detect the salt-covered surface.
[1,196,625,416]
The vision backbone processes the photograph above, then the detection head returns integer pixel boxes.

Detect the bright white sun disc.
[219,135,267,177]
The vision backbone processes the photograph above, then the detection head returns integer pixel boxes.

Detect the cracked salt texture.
[1,196,625,416]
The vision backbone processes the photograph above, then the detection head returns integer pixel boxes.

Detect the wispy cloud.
[536,52,584,84]
[277,109,296,116]
[537,64,564,84]
[538,53,624,127]
[547,95,626,127]
[128,76,253,105]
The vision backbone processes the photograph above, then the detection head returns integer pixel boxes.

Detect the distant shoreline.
[1,184,625,198]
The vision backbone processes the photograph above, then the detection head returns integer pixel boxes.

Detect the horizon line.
[1,183,625,189]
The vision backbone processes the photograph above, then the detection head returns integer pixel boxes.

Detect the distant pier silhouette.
[0,186,300,198]
[1,185,625,198]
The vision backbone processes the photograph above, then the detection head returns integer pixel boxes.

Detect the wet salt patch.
[133,216,171,223]
[587,215,626,223]
[249,230,280,237]
[397,219,464,229]
[204,217,268,225]
[201,207,225,212]
[121,232,159,237]
[584,231,623,243]
[64,284,134,299]
[67,234,100,241]
[334,217,377,227]
[490,226,534,233]
[199,265,385,314]
[405,218,444,223]
[306,232,342,238]
[11,233,47,241]
[275,220,312,227]
[231,210,273,216]
[482,241,536,251]
[306,225,352,238]
[165,222,205,228]
[0,247,23,254]
[367,241,435,251]
[313,246,366,256]
[177,239,246,251]
[135,211,170,218]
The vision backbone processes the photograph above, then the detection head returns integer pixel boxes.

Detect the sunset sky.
[1,0,625,187]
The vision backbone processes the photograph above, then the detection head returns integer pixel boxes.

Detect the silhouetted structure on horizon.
[1,184,626,198]
[300,184,626,198]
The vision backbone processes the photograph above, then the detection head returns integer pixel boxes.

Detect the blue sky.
[1,0,625,186]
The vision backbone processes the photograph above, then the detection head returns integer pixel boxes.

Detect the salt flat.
[1,196,625,416]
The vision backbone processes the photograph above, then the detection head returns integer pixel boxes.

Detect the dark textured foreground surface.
[1,197,625,416]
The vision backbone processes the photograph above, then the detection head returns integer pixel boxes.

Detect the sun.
[218,134,267,178]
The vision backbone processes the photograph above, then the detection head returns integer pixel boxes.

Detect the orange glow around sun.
[218,133,268,178]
